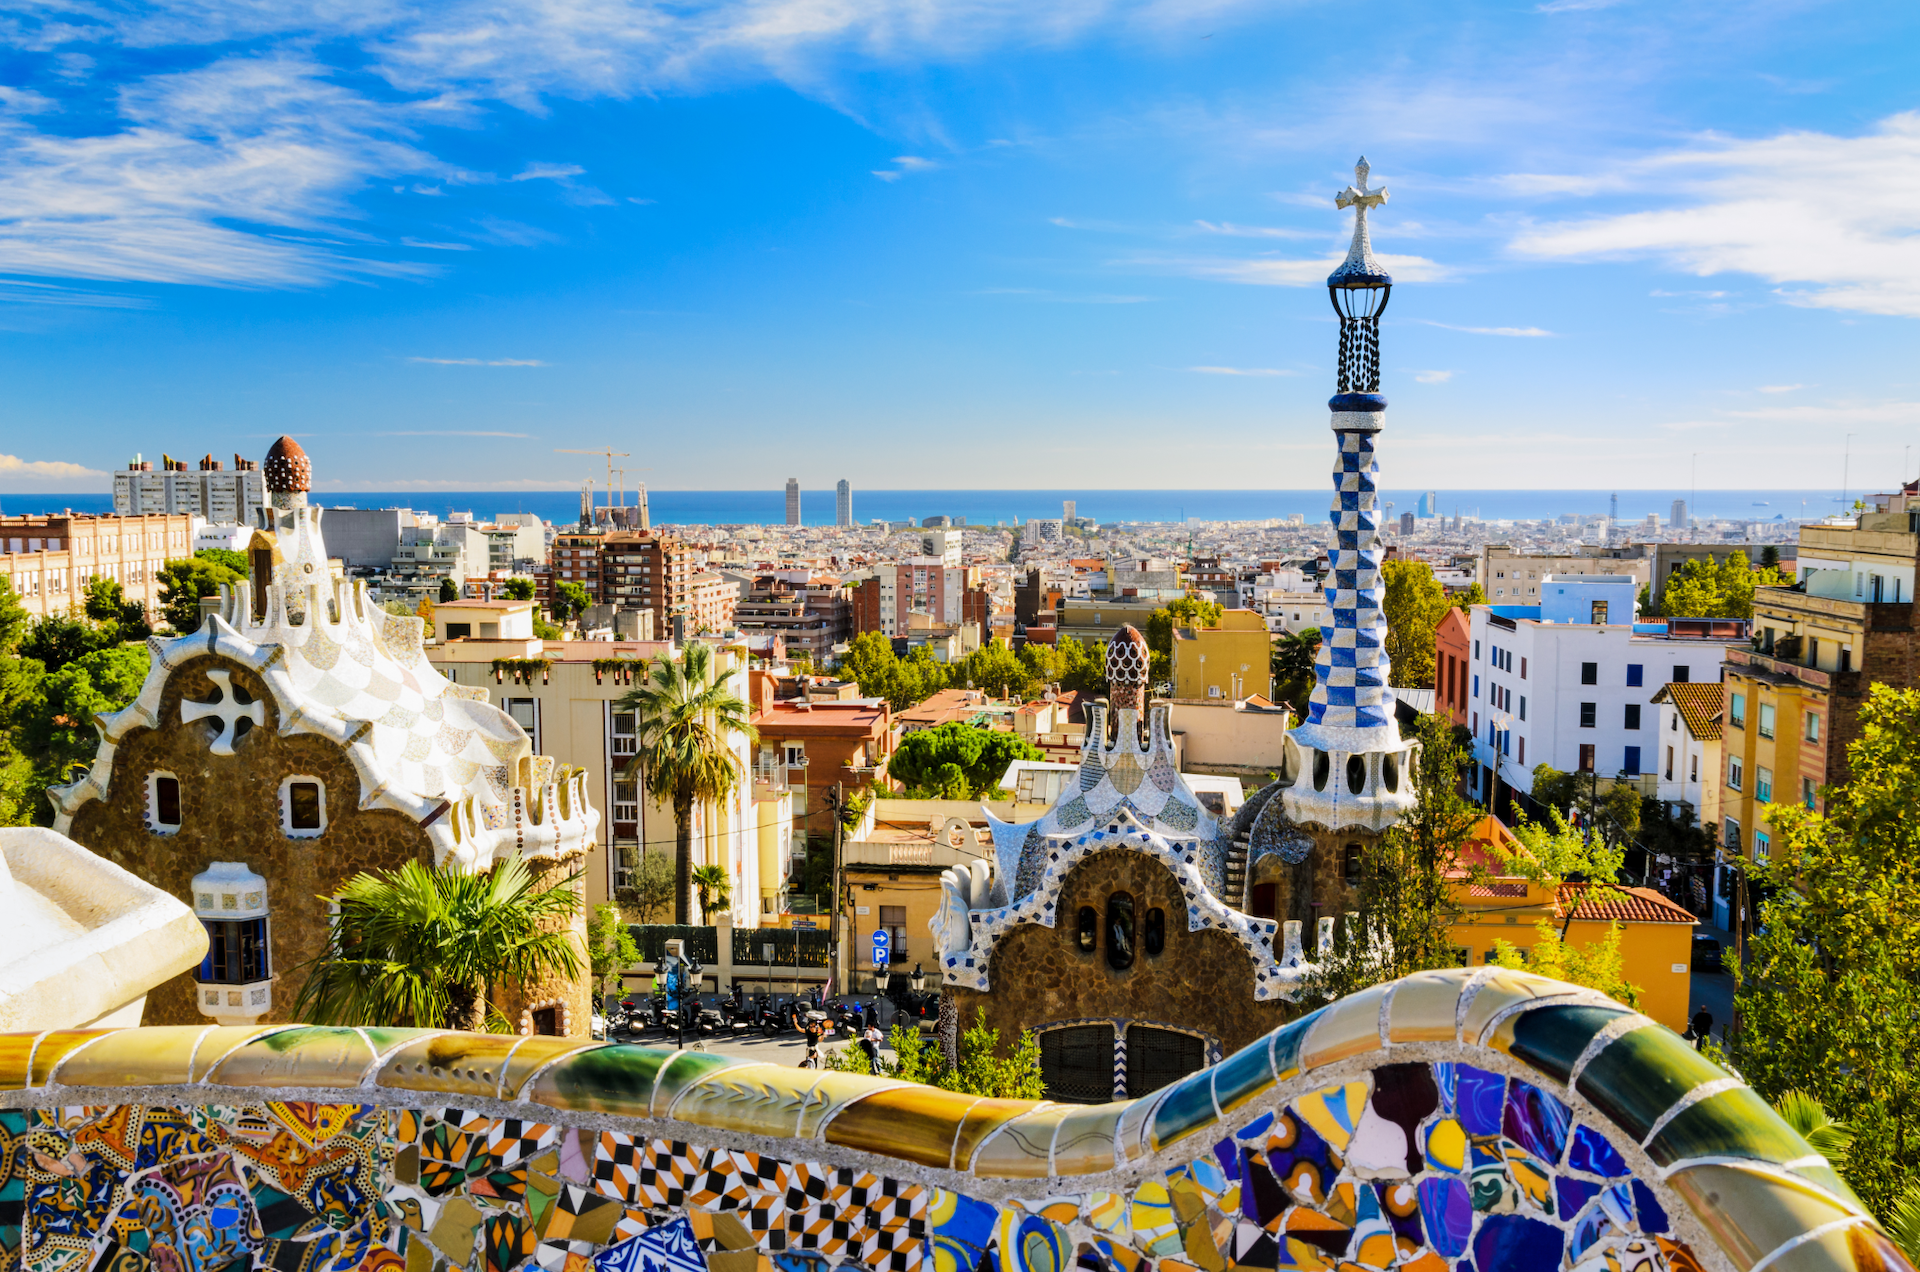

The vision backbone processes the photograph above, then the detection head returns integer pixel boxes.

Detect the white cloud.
[1413,369,1454,383]
[1758,383,1805,393]
[1510,112,1920,317]
[1192,220,1316,240]
[372,429,534,436]
[872,155,937,181]
[1189,365,1292,376]
[1416,320,1555,337]
[408,356,548,365]
[0,453,106,481]
[1141,250,1448,287]
[512,163,587,182]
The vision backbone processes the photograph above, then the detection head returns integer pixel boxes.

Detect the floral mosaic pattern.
[0,968,1907,1272]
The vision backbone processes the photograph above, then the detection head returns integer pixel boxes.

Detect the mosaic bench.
[0,968,1898,1272]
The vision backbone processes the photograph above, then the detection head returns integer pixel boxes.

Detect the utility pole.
[828,781,845,996]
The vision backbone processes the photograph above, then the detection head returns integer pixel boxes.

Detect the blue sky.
[0,0,1917,493]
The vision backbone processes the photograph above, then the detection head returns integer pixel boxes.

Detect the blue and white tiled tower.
[1282,158,1418,834]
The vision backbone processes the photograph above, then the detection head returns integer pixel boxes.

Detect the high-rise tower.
[785,478,801,527]
[836,480,852,527]
[1280,158,1418,836]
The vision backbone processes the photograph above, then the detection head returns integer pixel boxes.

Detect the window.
[791,788,809,816]
[1580,661,1598,685]
[1578,743,1595,772]
[1041,1023,1116,1105]
[1724,818,1740,850]
[1624,746,1641,776]
[1076,906,1098,952]
[1728,693,1745,729]
[1473,675,1479,699]
[880,905,908,962]
[611,710,637,755]
[1758,703,1775,739]
[531,1006,562,1035]
[1802,777,1816,809]
[445,622,472,639]
[148,772,182,833]
[1840,647,1852,674]
[1343,843,1363,885]
[1105,893,1136,971]
[1144,907,1165,957]
[1753,832,1770,862]
[784,743,807,767]
[281,776,325,837]
[1590,600,1609,625]
[1625,664,1643,688]
[1665,746,1674,780]
[1520,657,1527,679]
[1579,702,1596,728]
[1805,713,1821,742]
[1624,704,1641,730]
[613,780,638,824]
[1756,767,1772,802]
[1518,736,1525,764]
[1690,753,1698,783]
[1518,695,1527,721]
[1672,665,1690,683]
[1474,640,1480,660]
[1728,757,1743,791]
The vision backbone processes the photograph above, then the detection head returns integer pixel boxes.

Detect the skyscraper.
[1671,499,1688,530]
[1063,499,1076,523]
[1420,490,1437,518]
[1610,492,1619,521]
[786,478,801,526]
[836,480,852,527]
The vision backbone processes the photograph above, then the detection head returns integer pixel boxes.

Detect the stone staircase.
[1224,839,1249,910]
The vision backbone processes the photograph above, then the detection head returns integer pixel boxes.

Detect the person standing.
[860,1020,884,1074]
[1689,1005,1714,1050]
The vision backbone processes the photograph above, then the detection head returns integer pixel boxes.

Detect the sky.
[0,0,1918,494]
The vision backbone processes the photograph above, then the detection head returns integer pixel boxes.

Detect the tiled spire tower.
[1283,158,1418,833]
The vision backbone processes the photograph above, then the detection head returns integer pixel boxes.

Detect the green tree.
[1143,595,1223,664]
[839,632,954,711]
[1019,636,1107,697]
[586,902,641,997]
[690,863,732,921]
[889,721,1042,799]
[1730,685,1920,1214]
[20,645,148,798]
[1661,551,1789,621]
[82,578,152,645]
[503,577,536,601]
[156,554,243,632]
[614,852,677,923]
[1270,628,1320,717]
[1382,560,1448,689]
[1529,765,1640,854]
[831,1007,1046,1099]
[955,642,1032,699]
[19,615,106,675]
[551,581,591,624]
[1759,544,1782,571]
[1303,711,1483,1001]
[438,577,461,603]
[1451,582,1488,610]
[197,548,249,575]
[0,577,29,656]
[616,642,755,924]
[292,856,583,1031]
[1491,919,1640,1008]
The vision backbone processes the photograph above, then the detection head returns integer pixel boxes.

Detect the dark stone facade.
[949,848,1303,1066]
[1245,824,1381,926]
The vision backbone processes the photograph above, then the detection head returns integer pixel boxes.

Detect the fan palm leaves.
[617,641,756,924]
[691,864,733,921]
[291,855,583,1031]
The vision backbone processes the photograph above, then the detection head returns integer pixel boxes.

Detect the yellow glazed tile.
[823,1084,981,1168]
[1114,1094,1157,1163]
[687,1064,870,1142]
[204,1026,376,1089]
[1665,1163,1859,1271]
[1298,984,1388,1070]
[1386,970,1466,1043]
[1458,968,1571,1044]
[786,1070,902,1140]
[503,1036,608,1098]
[1049,1101,1125,1176]
[50,1026,213,1088]
[1763,1220,1899,1272]
[970,1105,1067,1179]
[0,1032,43,1090]
[1292,1080,1371,1153]
[378,1033,526,1101]
[28,1030,120,1087]
[188,1026,290,1081]
[951,1096,1044,1169]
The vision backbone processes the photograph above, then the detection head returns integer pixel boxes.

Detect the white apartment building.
[1465,575,1746,803]
[2,513,193,620]
[1649,682,1724,833]
[1477,544,1650,603]
[113,456,264,525]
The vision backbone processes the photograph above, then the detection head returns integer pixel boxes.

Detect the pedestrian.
[801,1017,824,1070]
[1690,1005,1713,1051]
[860,1020,883,1074]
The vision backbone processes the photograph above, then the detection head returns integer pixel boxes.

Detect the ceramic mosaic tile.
[0,968,1906,1272]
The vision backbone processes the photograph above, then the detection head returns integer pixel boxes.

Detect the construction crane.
[555,448,630,510]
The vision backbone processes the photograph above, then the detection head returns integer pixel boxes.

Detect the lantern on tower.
[191,861,273,1026]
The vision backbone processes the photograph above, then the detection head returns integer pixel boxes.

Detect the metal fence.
[731,926,833,968]
[627,925,719,965]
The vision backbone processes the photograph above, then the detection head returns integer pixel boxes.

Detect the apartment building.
[2,513,194,620]
[599,532,735,635]
[548,530,605,608]
[1169,609,1272,701]
[1650,681,1723,837]
[425,615,768,922]
[749,670,895,844]
[851,542,976,638]
[733,573,852,663]
[1477,543,1650,603]
[1719,486,1919,872]
[1465,576,1747,804]
[113,454,264,525]
[1436,606,1470,728]
[1054,597,1162,647]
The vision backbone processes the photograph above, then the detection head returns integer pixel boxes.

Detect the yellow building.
[1446,817,1698,1031]
[1170,609,1273,702]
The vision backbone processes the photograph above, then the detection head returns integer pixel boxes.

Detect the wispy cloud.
[408,357,547,366]
[0,278,150,308]
[1414,369,1455,383]
[1758,384,1805,393]
[1192,220,1316,240]
[1509,111,1920,317]
[0,453,105,481]
[372,430,534,437]
[1189,365,1292,376]
[1416,320,1556,337]
[512,163,586,182]
[970,288,1150,304]
[873,156,937,182]
[1138,251,1448,288]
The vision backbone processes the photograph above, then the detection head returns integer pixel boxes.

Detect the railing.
[626,924,719,964]
[1725,647,1831,689]
[731,926,833,967]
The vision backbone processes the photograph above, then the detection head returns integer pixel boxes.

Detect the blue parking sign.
[871,929,890,965]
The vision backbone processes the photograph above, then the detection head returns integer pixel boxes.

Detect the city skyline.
[0,2,1917,493]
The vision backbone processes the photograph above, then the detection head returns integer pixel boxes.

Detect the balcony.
[1725,647,1830,691]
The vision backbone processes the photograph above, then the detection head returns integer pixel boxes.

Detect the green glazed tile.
[524,1044,676,1117]
[48,1026,212,1088]
[189,1026,291,1081]
[1576,1025,1732,1143]
[1386,970,1467,1043]
[1765,1220,1903,1272]
[205,1026,375,1088]
[1269,1007,1324,1081]
[1148,1067,1219,1152]
[1665,1162,1860,1269]
[501,1036,604,1097]
[1787,1162,1868,1213]
[1211,1037,1274,1116]
[1460,968,1570,1043]
[1504,1004,1631,1085]
[649,1049,749,1117]
[1647,1088,1812,1169]
[28,1030,119,1087]
[362,1027,437,1065]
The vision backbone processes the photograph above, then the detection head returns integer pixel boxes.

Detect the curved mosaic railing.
[0,968,1902,1272]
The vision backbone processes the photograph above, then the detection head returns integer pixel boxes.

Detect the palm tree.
[690,864,732,922]
[292,855,582,1031]
[1271,627,1322,720]
[617,641,756,924]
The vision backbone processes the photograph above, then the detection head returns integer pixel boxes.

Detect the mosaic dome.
[263,435,311,493]
[1107,623,1150,711]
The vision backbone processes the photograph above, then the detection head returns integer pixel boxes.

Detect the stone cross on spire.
[1330,157,1389,284]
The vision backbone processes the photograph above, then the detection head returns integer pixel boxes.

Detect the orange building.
[1435,606,1471,727]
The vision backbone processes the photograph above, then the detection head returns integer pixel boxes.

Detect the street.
[1688,917,1738,1051]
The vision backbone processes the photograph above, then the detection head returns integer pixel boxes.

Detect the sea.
[0,489,1859,528]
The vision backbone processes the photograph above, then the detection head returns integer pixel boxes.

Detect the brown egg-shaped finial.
[263,436,311,494]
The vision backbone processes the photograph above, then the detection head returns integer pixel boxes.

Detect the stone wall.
[950,849,1299,1066]
[0,968,1888,1272]
[1246,828,1375,926]
[66,654,433,1026]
